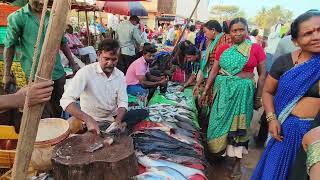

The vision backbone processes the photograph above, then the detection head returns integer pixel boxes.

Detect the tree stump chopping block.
[51,133,138,180]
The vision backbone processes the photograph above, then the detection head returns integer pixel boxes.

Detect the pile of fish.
[132,83,207,180]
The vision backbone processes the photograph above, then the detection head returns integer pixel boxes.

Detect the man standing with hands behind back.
[2,0,80,118]
[116,15,145,73]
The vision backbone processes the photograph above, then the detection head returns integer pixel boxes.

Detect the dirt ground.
[206,141,264,180]
[206,109,265,180]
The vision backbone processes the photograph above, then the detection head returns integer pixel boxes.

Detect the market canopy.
[96,1,148,16]
[72,0,100,11]
[98,0,151,1]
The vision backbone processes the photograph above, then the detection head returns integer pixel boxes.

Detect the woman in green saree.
[192,20,231,132]
[201,17,267,177]
[192,20,231,96]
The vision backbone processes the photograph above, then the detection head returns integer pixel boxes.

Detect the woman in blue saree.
[252,11,320,180]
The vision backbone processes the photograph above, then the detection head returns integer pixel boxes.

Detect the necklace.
[294,50,302,66]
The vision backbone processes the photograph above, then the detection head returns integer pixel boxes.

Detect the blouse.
[215,43,266,73]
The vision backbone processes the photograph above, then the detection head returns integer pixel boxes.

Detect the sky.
[209,0,320,18]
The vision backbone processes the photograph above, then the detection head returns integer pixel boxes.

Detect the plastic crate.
[0,126,18,168]
[0,149,15,168]
[0,26,7,45]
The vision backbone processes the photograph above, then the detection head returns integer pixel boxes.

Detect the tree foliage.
[209,5,246,22]
[254,5,293,30]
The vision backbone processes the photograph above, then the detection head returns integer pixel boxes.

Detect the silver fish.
[147,153,204,166]
[137,155,206,179]
[147,166,187,180]
[133,172,167,180]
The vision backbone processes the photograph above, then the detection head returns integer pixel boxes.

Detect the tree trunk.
[51,133,138,180]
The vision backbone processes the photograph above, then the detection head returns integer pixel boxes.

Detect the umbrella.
[96,1,148,16]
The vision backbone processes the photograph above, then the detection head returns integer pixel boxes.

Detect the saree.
[251,55,320,180]
[199,32,223,79]
[196,33,224,125]
[207,40,254,156]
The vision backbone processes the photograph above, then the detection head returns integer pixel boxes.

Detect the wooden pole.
[99,12,103,41]
[77,11,80,32]
[11,0,70,179]
[93,11,97,42]
[85,10,90,46]
[170,0,201,59]
[99,12,103,28]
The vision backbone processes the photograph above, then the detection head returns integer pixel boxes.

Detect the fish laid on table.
[174,114,195,125]
[134,142,185,153]
[176,121,198,132]
[147,166,187,180]
[165,93,179,101]
[146,153,204,165]
[149,115,162,122]
[176,104,196,113]
[134,140,200,158]
[134,121,196,139]
[133,136,192,151]
[170,131,202,147]
[137,155,206,179]
[161,121,195,138]
[132,131,194,151]
[133,140,194,154]
[134,130,193,149]
[176,111,195,119]
[142,126,200,146]
[149,104,175,110]
[137,147,201,159]
[133,172,168,180]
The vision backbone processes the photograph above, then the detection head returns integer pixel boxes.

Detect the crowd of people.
[0,0,319,179]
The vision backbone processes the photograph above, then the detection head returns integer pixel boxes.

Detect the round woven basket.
[31,118,70,171]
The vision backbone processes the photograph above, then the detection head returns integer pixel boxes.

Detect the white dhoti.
[59,50,85,68]
[78,46,97,63]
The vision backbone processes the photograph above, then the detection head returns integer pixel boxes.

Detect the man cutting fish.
[60,39,128,135]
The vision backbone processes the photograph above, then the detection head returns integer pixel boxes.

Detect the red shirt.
[215,43,266,73]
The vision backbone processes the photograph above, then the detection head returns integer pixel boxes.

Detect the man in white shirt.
[141,28,149,43]
[165,25,175,46]
[60,39,128,135]
[115,15,145,73]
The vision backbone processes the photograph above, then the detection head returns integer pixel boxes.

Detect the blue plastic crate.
[0,26,7,45]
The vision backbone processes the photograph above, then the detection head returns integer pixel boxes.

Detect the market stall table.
[131,82,207,179]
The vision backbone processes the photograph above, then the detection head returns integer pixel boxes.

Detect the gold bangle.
[266,112,277,122]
